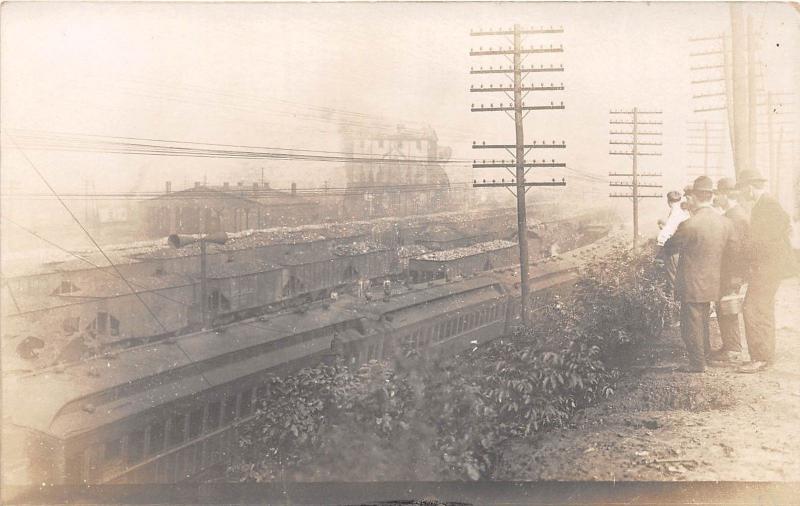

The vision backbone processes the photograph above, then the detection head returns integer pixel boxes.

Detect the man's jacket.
[664,206,735,303]
[720,204,750,289]
[747,194,796,280]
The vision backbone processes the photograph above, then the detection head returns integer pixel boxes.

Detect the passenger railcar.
[2,233,621,488]
[2,218,621,489]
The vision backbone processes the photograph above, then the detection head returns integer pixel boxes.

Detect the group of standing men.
[656,170,796,374]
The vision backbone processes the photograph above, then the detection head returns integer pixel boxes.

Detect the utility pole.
[689,33,733,179]
[686,119,727,180]
[756,90,795,204]
[775,126,784,197]
[469,24,567,326]
[746,15,758,172]
[200,239,209,327]
[730,4,749,178]
[609,108,663,253]
[169,232,228,329]
[768,92,775,192]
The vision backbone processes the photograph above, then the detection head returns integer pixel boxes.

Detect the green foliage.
[230,243,669,482]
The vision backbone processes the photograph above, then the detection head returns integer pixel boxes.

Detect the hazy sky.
[1,2,798,220]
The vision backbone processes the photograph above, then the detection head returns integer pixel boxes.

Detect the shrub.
[230,243,668,482]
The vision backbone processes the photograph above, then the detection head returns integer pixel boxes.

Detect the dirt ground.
[497,277,800,481]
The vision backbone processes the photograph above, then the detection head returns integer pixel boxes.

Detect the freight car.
[408,240,518,283]
[2,233,623,488]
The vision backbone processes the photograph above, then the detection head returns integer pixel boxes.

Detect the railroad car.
[2,233,626,487]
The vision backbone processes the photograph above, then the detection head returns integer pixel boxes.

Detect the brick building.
[140,181,319,237]
[341,125,452,218]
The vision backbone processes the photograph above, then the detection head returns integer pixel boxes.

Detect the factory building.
[140,181,319,237]
[341,125,452,218]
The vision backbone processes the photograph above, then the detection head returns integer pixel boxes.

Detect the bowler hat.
[716,177,736,193]
[737,169,767,184]
[691,176,714,193]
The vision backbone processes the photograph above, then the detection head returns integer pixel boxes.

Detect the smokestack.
[194,181,202,188]
[165,181,172,194]
[252,182,259,190]
[291,182,297,196]
[223,182,230,190]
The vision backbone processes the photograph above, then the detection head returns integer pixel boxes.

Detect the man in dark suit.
[737,170,797,373]
[663,176,735,373]
[709,177,750,363]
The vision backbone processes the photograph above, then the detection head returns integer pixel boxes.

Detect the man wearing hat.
[737,169,796,373]
[663,176,735,372]
[710,177,750,363]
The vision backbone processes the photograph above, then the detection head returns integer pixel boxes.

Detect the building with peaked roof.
[139,181,320,237]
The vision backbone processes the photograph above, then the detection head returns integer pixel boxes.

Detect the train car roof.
[352,276,506,319]
[3,300,364,439]
[4,272,196,315]
[379,284,506,329]
[201,260,282,279]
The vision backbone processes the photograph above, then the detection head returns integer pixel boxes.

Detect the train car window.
[206,401,221,431]
[188,408,204,439]
[66,452,84,483]
[223,395,238,424]
[110,315,120,337]
[239,389,253,417]
[168,413,186,446]
[127,429,145,465]
[96,312,108,334]
[148,421,165,455]
[104,438,122,462]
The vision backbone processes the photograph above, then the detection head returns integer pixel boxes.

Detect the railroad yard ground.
[497,277,800,482]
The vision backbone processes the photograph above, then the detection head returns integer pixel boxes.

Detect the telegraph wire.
[4,134,170,334]
[6,129,470,165]
[1,215,371,345]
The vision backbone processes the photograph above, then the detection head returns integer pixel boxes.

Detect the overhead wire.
[4,133,170,334]
[2,213,325,341]
[6,129,472,165]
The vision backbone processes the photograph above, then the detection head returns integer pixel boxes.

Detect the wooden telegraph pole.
[469,24,567,326]
[609,108,663,253]
[686,119,727,180]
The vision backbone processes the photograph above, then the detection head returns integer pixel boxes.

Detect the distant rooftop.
[147,182,317,208]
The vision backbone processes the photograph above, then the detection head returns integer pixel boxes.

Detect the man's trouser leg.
[717,310,743,353]
[666,253,679,297]
[681,301,711,370]
[743,274,781,363]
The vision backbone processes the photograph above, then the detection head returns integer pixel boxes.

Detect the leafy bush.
[230,243,669,482]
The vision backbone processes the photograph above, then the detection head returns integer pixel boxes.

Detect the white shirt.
[657,201,691,246]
